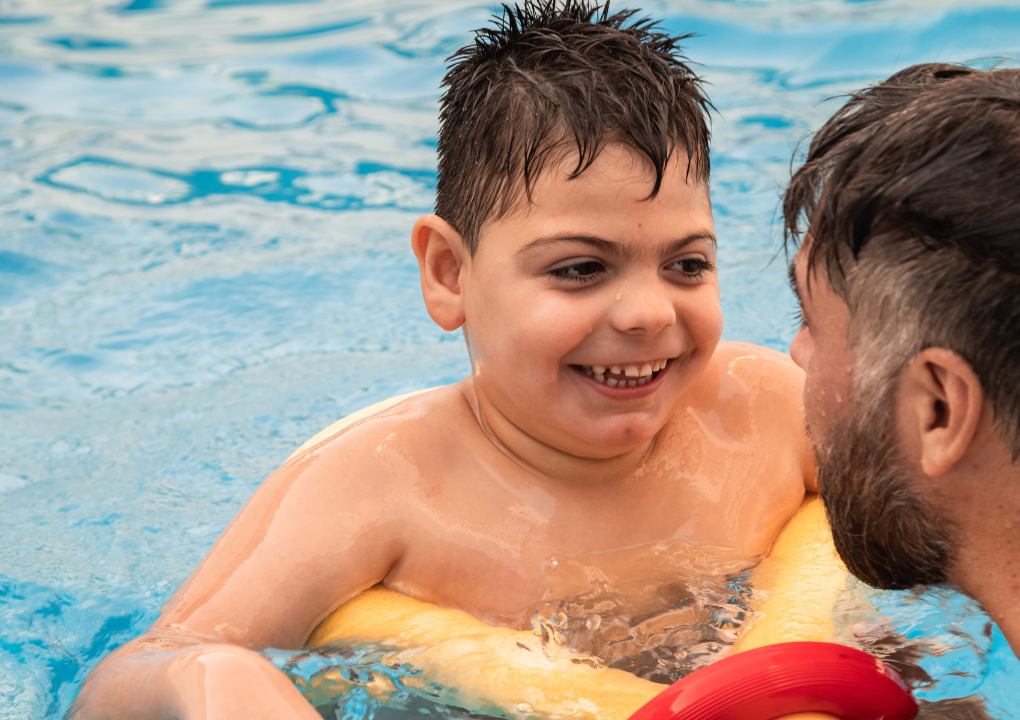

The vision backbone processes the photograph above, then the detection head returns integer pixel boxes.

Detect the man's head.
[412,1,720,461]
[784,64,1020,590]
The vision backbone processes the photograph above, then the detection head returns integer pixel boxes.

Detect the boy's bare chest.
[383,436,800,625]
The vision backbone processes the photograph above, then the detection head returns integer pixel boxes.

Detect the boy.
[72,2,815,718]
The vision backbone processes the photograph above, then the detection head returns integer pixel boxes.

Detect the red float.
[627,642,918,720]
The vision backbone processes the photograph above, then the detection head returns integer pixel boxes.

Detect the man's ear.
[898,348,985,477]
[411,214,469,332]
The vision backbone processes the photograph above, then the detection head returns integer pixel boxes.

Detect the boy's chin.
[543,406,669,457]
[477,373,675,454]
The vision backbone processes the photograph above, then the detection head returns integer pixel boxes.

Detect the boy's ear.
[411,214,470,332]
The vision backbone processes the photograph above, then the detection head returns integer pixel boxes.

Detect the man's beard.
[814,378,956,590]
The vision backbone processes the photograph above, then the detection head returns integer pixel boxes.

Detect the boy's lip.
[570,357,675,399]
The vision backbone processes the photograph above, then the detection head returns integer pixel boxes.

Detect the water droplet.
[516,704,533,714]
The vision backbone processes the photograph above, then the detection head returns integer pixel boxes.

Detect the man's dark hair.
[436,0,711,253]
[783,63,1020,456]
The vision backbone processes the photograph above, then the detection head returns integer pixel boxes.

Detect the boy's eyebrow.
[661,233,717,257]
[516,234,622,256]
[517,232,716,257]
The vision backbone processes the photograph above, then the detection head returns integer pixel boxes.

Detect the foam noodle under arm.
[305,495,849,720]
[307,587,664,720]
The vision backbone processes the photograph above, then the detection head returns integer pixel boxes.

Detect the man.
[785,63,1020,657]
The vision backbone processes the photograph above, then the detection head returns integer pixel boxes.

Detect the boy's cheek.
[472,289,593,356]
[682,289,724,354]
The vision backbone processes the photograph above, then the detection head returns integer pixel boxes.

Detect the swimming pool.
[2,0,1019,717]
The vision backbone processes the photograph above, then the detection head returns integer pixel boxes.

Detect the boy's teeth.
[582,359,670,388]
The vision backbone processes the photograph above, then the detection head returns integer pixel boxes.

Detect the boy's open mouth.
[575,359,670,388]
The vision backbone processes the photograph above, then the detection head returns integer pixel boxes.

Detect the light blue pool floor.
[1,0,1019,717]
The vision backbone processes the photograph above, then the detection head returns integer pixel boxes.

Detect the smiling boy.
[73,3,816,719]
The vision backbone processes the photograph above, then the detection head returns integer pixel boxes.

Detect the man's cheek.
[801,372,829,441]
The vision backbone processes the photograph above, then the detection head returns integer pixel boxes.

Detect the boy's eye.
[665,258,713,277]
[550,260,605,283]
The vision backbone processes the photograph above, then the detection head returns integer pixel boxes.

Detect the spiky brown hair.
[436,0,712,252]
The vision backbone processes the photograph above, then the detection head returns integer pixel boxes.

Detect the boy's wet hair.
[783,63,1020,457]
[437,0,711,252]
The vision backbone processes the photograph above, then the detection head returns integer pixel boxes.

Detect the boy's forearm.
[70,636,321,720]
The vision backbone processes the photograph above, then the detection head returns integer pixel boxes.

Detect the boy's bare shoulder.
[694,341,815,490]
[285,382,477,481]
[709,340,805,392]
[696,340,805,418]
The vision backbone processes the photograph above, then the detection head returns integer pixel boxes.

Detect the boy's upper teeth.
[584,359,668,379]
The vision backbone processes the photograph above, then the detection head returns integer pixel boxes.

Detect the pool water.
[1,0,1019,717]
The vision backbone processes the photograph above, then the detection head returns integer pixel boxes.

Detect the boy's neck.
[463,381,656,487]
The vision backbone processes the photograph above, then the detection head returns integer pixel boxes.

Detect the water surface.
[2,0,1019,717]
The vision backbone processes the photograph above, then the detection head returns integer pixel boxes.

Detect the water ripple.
[38,157,434,210]
[234,16,372,42]
[3,1,1020,718]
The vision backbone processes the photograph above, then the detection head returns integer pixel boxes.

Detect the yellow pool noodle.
[307,589,664,720]
[733,495,848,653]
[296,394,850,720]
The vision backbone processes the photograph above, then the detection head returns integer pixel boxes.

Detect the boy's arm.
[70,434,404,720]
[70,636,322,720]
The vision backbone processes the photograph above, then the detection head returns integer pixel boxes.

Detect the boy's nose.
[609,277,677,336]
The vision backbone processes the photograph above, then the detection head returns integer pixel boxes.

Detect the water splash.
[527,545,756,684]
[264,644,496,720]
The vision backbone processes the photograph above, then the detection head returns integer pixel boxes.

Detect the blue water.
[2,0,1020,717]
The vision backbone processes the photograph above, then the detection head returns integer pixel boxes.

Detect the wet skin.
[74,145,816,719]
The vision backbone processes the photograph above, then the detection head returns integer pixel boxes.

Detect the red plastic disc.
[627,642,918,720]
